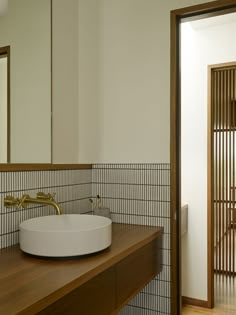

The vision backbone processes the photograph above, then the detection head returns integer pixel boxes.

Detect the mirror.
[0,0,51,163]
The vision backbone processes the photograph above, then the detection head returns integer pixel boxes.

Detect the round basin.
[19,214,112,257]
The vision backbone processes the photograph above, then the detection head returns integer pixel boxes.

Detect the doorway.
[210,62,236,277]
[170,1,236,313]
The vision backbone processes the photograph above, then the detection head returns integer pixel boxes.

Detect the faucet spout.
[4,192,62,215]
[21,194,62,215]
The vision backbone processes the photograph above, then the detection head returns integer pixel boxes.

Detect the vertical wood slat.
[225,70,227,274]
[216,70,219,273]
[228,69,234,272]
[213,65,236,276]
[231,72,234,274]
[233,70,235,274]
[219,70,222,273]
[226,69,229,275]
[222,70,225,273]
[214,70,218,272]
[226,69,229,273]
[217,71,220,273]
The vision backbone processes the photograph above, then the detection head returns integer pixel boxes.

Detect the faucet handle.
[49,192,56,201]
[18,194,29,209]
[37,192,50,199]
[37,192,56,201]
[4,195,20,208]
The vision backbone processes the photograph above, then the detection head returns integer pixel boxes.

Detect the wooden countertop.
[0,223,163,315]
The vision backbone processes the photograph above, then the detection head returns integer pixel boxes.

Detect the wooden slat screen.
[212,64,236,275]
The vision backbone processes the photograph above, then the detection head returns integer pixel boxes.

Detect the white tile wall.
[92,163,171,315]
[0,164,171,315]
[0,169,92,249]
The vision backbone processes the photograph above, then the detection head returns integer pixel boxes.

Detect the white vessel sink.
[19,214,112,257]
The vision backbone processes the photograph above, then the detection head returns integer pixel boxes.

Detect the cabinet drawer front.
[116,236,162,308]
[39,267,116,315]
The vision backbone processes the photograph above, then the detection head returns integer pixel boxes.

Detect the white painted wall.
[0,57,7,162]
[78,0,100,162]
[77,0,216,163]
[52,0,216,164]
[0,0,51,162]
[52,0,79,163]
[97,0,170,163]
[181,15,236,301]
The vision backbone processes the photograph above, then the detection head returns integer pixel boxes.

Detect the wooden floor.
[182,275,236,315]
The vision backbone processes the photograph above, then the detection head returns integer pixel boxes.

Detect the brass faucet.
[4,192,62,215]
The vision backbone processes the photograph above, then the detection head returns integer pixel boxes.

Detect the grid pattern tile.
[0,169,92,249]
[92,163,171,315]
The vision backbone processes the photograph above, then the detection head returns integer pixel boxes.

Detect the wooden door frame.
[170,1,236,313]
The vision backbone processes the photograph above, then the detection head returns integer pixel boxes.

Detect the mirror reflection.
[0,0,51,163]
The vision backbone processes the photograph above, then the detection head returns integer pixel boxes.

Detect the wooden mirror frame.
[0,164,92,171]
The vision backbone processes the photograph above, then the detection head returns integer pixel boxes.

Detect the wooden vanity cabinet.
[39,238,162,315]
[0,224,163,315]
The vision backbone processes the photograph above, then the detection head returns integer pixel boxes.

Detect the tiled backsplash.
[92,164,171,315]
[0,164,171,315]
[0,169,92,249]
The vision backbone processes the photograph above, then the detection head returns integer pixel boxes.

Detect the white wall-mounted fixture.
[0,0,8,16]
[181,204,188,236]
